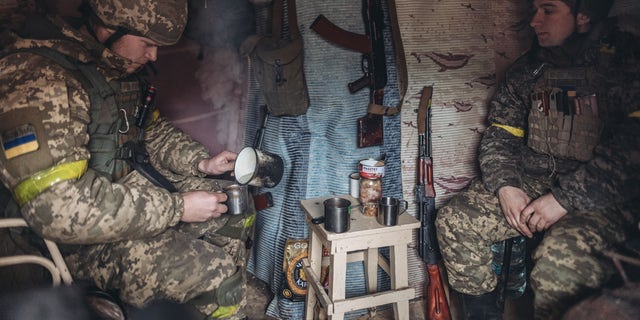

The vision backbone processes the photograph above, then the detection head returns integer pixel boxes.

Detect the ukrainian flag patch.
[2,124,39,159]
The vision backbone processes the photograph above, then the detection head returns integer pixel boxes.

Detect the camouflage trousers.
[64,176,255,318]
[435,177,628,320]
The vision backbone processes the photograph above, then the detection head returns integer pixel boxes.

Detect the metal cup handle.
[398,199,408,216]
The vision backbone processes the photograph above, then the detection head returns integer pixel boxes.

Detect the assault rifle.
[311,0,388,148]
[416,86,451,320]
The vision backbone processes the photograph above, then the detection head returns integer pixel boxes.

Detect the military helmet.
[561,0,615,22]
[87,0,187,46]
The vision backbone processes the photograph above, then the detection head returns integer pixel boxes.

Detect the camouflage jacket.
[479,21,640,214]
[0,15,211,244]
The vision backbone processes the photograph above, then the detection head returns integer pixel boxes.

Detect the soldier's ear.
[576,13,591,33]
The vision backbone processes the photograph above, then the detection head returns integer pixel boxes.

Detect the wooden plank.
[332,288,415,314]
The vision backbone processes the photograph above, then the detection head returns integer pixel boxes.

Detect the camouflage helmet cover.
[88,0,187,46]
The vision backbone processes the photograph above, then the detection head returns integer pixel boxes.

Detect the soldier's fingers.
[218,203,228,215]
[519,217,534,238]
[508,213,520,230]
[528,215,543,233]
[521,210,533,223]
[535,218,548,232]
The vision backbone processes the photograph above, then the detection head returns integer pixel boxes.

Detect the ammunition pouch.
[527,67,603,162]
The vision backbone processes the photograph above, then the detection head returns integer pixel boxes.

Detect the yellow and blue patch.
[2,124,39,159]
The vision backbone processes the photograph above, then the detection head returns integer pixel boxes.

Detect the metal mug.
[377,196,408,226]
[322,197,351,233]
[224,184,248,215]
[234,147,284,188]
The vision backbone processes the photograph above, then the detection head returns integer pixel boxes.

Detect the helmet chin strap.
[104,27,130,49]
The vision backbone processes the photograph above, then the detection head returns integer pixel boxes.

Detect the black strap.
[103,27,130,48]
[118,141,177,192]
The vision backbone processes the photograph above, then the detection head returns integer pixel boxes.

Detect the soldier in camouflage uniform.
[435,0,640,319]
[0,0,254,319]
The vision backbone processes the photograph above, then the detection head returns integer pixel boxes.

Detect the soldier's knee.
[531,233,611,299]
[435,205,452,232]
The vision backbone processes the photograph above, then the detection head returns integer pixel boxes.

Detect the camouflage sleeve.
[479,60,533,194]
[21,169,183,244]
[144,117,211,179]
[551,116,640,212]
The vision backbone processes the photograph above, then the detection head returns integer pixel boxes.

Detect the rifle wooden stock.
[427,264,451,320]
[310,14,371,53]
[253,192,273,211]
[416,86,451,320]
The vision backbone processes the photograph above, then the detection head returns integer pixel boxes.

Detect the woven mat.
[245,1,402,318]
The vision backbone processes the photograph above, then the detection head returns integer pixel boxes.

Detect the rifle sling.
[387,0,407,115]
[119,141,178,193]
[367,102,400,116]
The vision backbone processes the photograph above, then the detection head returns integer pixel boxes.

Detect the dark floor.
[243,272,427,319]
[243,273,532,320]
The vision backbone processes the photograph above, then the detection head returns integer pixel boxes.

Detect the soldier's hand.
[497,186,533,237]
[522,193,567,233]
[198,150,237,176]
[181,190,228,222]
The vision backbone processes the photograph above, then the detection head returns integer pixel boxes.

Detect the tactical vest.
[5,47,140,179]
[527,65,604,162]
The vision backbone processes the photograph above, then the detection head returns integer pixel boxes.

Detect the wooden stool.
[301,195,420,320]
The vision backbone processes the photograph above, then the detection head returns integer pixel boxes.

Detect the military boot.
[457,290,503,320]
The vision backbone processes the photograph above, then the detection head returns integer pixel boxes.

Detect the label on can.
[359,159,385,179]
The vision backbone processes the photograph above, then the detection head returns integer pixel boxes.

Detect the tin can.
[349,172,360,199]
[358,159,385,179]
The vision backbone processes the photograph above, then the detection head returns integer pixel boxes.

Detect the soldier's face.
[110,34,159,74]
[530,0,576,47]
